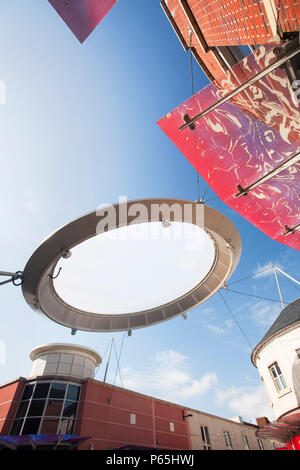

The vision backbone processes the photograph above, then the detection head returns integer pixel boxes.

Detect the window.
[10,380,81,436]
[33,382,50,399]
[242,435,250,450]
[27,400,46,417]
[44,399,64,417]
[130,413,136,425]
[200,426,211,450]
[224,431,232,449]
[66,384,80,401]
[49,383,66,399]
[269,362,288,392]
[21,384,34,400]
[170,422,175,432]
[257,438,264,450]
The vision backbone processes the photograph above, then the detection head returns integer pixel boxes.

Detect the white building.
[252,298,300,420]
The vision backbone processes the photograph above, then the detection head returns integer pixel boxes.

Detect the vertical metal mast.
[103,337,114,383]
[273,266,285,309]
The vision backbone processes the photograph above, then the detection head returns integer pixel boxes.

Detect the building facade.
[161,0,300,82]
[252,298,300,448]
[0,343,278,450]
[252,298,300,419]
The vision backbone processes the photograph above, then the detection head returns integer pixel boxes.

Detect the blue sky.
[0,0,299,424]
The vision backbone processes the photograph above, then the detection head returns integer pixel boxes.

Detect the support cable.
[112,334,125,388]
[0,270,23,286]
[107,333,127,406]
[203,195,219,204]
[228,265,274,286]
[94,339,112,379]
[281,276,300,293]
[188,28,200,203]
[223,287,292,304]
[218,291,253,349]
[103,337,114,383]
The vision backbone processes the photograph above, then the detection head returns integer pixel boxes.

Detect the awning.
[256,413,300,442]
[0,434,89,450]
[48,0,118,43]
[158,41,300,251]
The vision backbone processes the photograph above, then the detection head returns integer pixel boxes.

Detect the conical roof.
[252,298,300,365]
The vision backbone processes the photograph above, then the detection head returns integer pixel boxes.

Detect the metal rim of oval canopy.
[22,198,242,332]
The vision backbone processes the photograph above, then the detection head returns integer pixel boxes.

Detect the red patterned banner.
[158,44,300,250]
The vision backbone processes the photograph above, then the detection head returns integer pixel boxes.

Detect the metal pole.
[103,337,114,383]
[283,223,300,236]
[234,150,300,198]
[0,271,19,277]
[273,266,285,309]
[179,43,300,131]
[274,266,300,287]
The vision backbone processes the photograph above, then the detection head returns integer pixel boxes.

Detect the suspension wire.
[107,333,127,407]
[0,270,23,286]
[218,291,253,349]
[282,275,300,293]
[94,339,111,379]
[112,334,125,388]
[228,265,274,286]
[203,195,219,204]
[188,29,200,203]
[189,29,195,97]
[224,287,292,304]
[200,181,210,202]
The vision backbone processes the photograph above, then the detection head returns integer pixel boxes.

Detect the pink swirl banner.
[158,44,300,251]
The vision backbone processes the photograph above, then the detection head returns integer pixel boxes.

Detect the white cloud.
[215,385,275,422]
[203,319,234,337]
[250,301,281,327]
[206,324,227,336]
[253,262,283,279]
[180,373,218,398]
[215,386,242,404]
[118,349,218,403]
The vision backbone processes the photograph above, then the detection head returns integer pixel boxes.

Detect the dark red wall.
[75,380,191,450]
[0,379,25,435]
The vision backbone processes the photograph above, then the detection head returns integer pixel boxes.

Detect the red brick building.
[0,344,277,451]
[161,0,300,82]
[0,377,191,450]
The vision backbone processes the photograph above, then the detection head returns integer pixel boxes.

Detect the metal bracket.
[48,267,62,279]
[283,223,300,236]
[226,240,235,249]
[179,39,300,131]
[183,113,196,130]
[0,270,23,287]
[234,151,300,198]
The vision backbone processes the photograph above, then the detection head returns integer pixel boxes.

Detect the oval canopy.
[22,198,241,332]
